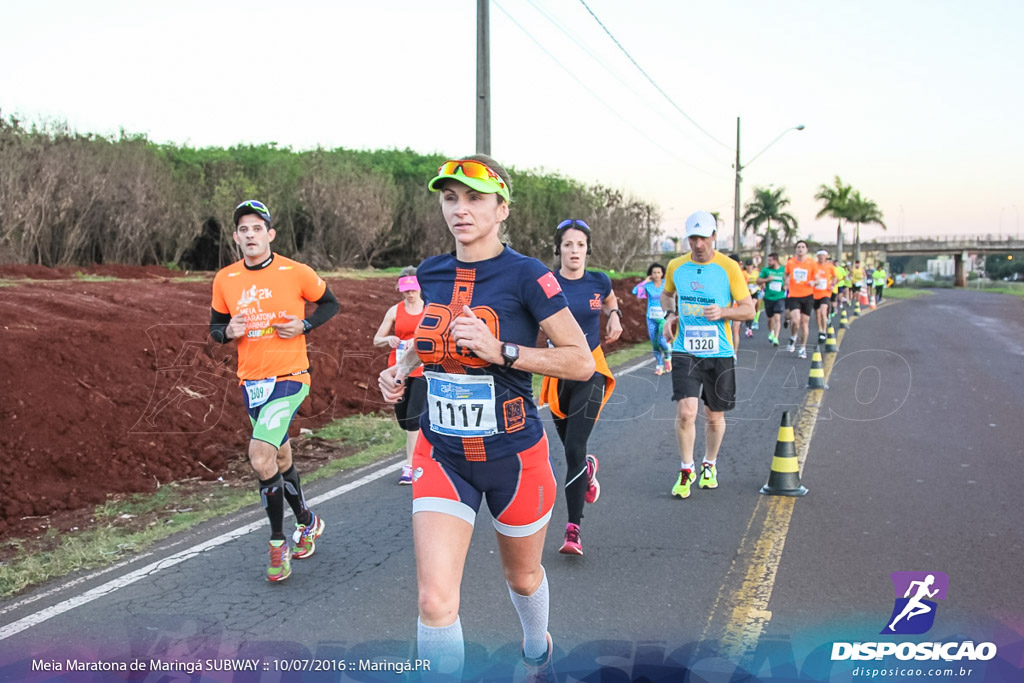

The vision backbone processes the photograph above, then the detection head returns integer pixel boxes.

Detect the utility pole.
[476,0,491,155]
[733,117,742,253]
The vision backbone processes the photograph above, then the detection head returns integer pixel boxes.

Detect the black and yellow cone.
[825,326,838,353]
[807,346,828,388]
[760,411,808,496]
[853,300,861,317]
[840,308,850,329]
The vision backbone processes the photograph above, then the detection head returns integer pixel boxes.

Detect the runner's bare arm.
[372,305,401,348]
[378,337,424,404]
[660,289,678,338]
[704,296,755,322]
[602,291,623,343]
[449,306,593,380]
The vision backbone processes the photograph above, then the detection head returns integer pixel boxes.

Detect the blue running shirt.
[414,247,569,461]
[663,252,750,358]
[632,280,667,320]
[553,270,612,352]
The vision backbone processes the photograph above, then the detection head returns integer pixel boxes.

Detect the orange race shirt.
[211,254,327,384]
[785,257,815,298]
[811,262,836,299]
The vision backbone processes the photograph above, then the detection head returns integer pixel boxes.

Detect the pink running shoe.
[559,523,583,555]
[584,454,600,504]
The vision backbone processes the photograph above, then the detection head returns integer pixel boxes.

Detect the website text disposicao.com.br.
[835,640,996,679]
[852,665,977,678]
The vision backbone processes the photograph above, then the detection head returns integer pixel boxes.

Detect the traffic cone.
[807,346,827,388]
[853,300,861,317]
[869,293,877,310]
[825,326,838,353]
[760,411,808,497]
[840,309,850,329]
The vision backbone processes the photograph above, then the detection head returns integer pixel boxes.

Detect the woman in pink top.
[373,266,426,484]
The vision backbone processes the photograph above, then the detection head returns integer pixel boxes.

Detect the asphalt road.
[0,289,1021,682]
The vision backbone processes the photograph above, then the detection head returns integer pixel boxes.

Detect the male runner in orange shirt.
[210,199,339,582]
[811,250,836,345]
[784,240,815,359]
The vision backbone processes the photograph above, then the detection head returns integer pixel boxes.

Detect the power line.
[576,0,733,152]
[492,0,725,178]
[525,0,728,165]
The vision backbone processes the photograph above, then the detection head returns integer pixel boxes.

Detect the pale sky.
[2,0,1022,247]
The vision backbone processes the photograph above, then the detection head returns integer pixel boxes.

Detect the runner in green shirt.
[757,252,787,347]
[872,264,888,302]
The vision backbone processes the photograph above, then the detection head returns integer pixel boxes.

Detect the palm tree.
[815,176,853,259]
[846,191,887,263]
[742,186,799,261]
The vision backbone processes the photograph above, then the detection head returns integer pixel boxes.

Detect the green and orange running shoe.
[671,468,696,499]
[292,513,325,560]
[267,540,292,582]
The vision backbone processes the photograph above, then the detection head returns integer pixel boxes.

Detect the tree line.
[0,116,661,271]
[740,175,886,263]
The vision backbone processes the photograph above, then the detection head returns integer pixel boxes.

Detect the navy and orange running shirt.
[553,270,612,352]
[413,246,569,462]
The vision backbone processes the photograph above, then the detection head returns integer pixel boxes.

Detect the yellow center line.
[701,306,871,663]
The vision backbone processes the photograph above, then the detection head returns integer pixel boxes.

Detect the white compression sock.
[507,569,550,660]
[417,616,464,679]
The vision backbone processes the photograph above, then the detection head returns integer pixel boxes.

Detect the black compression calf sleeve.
[259,474,286,540]
[280,465,312,526]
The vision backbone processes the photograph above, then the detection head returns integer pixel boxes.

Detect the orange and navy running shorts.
[410,432,556,537]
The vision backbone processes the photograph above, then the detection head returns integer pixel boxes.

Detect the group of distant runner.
[207,155,890,679]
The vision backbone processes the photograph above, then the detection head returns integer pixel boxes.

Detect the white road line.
[615,357,654,376]
[1,356,654,639]
[0,462,400,641]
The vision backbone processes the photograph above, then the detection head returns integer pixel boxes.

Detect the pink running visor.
[398,276,420,292]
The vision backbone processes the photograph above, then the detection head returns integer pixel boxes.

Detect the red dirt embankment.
[0,265,647,538]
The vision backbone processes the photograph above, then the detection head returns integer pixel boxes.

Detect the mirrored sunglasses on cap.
[557,219,591,232]
[234,199,271,224]
[428,159,510,203]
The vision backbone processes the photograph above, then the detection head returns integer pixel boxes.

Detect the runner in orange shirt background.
[784,240,815,359]
[811,249,836,346]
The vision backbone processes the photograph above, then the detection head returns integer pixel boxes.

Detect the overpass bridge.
[816,234,1024,286]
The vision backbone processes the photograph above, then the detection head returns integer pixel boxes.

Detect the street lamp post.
[732,118,805,253]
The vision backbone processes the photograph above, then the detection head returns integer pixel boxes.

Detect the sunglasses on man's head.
[236,200,271,220]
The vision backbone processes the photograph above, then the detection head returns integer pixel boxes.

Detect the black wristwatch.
[500,342,520,369]
[301,319,313,335]
[610,309,623,318]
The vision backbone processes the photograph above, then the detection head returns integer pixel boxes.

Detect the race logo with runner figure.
[881,571,948,635]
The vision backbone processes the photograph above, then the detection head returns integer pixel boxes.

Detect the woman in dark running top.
[378,155,593,679]
[539,219,620,556]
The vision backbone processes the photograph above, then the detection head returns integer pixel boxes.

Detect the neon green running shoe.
[699,462,719,489]
[267,540,292,582]
[671,468,696,499]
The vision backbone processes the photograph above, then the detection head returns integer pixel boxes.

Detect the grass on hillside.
[72,272,119,282]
